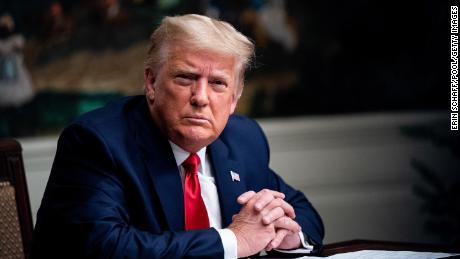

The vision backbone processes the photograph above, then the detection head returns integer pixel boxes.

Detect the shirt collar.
[169,141,207,172]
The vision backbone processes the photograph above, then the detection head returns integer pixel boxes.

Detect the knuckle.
[261,208,269,217]
[283,203,294,212]
[276,206,285,215]
[281,199,291,207]
[283,217,290,225]
[277,216,288,227]
[262,195,272,203]
[246,197,256,207]
[276,191,285,198]
[275,198,284,205]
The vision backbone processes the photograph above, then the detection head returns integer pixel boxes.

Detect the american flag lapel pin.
[230,170,240,182]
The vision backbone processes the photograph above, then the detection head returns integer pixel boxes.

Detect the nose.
[190,78,209,107]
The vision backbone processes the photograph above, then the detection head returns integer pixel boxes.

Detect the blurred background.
[1,0,458,247]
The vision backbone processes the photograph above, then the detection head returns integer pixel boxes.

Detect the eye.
[174,74,194,85]
[209,79,227,91]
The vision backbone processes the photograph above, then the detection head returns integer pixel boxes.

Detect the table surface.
[262,239,459,258]
[320,239,459,256]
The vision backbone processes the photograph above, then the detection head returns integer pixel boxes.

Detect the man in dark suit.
[31,14,324,258]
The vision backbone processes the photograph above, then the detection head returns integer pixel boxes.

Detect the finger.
[253,191,275,211]
[249,189,285,211]
[256,189,285,200]
[281,200,296,219]
[262,206,284,224]
[263,189,285,200]
[267,229,289,250]
[274,216,301,233]
[237,191,256,204]
[273,198,296,219]
[261,198,296,219]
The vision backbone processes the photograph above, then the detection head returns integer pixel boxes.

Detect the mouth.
[183,115,210,125]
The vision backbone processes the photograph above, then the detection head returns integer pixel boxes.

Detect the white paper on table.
[299,249,458,259]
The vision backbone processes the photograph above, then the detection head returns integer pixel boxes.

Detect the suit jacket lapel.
[131,99,185,231]
[208,138,247,227]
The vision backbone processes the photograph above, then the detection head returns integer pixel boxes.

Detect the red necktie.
[183,153,210,230]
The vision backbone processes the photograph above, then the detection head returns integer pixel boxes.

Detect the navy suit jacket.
[31,96,324,258]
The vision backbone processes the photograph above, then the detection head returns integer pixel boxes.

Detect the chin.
[180,127,216,147]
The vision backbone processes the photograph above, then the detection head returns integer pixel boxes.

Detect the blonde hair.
[145,14,254,98]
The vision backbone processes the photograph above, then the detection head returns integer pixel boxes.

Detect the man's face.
[144,45,238,152]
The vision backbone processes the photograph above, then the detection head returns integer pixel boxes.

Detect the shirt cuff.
[299,231,314,250]
[273,231,314,254]
[215,228,237,259]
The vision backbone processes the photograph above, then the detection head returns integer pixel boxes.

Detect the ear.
[144,68,156,102]
[230,83,242,114]
[230,95,238,114]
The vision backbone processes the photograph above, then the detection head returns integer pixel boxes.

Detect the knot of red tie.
[182,153,200,174]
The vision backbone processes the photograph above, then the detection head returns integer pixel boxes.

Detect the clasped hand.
[228,189,302,257]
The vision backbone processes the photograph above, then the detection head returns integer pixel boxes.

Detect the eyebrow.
[208,71,231,82]
[170,65,232,82]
